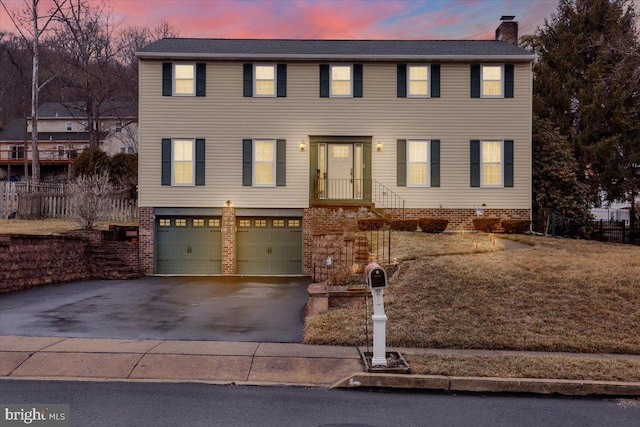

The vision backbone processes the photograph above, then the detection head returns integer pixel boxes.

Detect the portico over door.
[310,136,371,202]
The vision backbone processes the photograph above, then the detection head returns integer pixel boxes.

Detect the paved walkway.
[1,336,639,396]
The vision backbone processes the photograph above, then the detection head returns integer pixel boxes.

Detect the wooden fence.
[1,182,137,222]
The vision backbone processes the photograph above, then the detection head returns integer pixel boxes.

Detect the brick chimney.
[495,15,518,46]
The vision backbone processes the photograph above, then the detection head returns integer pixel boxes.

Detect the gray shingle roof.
[38,102,137,119]
[136,38,534,61]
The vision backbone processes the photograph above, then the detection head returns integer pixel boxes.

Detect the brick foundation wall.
[138,207,154,274]
[310,231,368,282]
[383,208,530,231]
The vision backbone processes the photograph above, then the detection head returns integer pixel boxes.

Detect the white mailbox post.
[365,262,388,367]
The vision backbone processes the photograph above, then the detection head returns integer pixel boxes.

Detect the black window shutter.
[504,64,514,98]
[242,139,252,186]
[397,64,407,98]
[276,139,286,186]
[470,140,480,187]
[504,139,514,187]
[431,64,441,98]
[195,63,206,96]
[470,64,480,98]
[430,139,440,187]
[243,64,253,97]
[161,138,172,185]
[277,64,287,97]
[353,64,363,97]
[397,139,407,187]
[162,63,172,96]
[319,64,329,97]
[195,138,205,186]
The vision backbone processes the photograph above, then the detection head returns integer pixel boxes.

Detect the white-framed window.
[115,122,123,133]
[481,65,503,98]
[66,122,73,131]
[253,139,276,186]
[408,65,429,97]
[330,65,352,97]
[83,122,89,131]
[174,63,196,95]
[172,139,195,186]
[481,140,503,186]
[254,64,276,97]
[407,139,430,187]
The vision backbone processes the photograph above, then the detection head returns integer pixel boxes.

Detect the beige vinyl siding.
[139,61,532,210]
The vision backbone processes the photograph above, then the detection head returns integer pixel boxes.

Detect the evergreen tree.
[528,0,640,226]
[532,115,592,235]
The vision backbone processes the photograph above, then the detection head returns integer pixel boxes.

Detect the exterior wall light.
[300,140,306,151]
[376,141,382,151]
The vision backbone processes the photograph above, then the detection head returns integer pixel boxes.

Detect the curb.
[331,373,640,397]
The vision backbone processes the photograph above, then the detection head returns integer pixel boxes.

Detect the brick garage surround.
[221,206,236,274]
[138,207,154,275]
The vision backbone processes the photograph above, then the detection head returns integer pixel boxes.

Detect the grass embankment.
[0,219,137,235]
[305,232,640,380]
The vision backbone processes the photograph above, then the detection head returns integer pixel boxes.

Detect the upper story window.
[243,64,286,97]
[255,65,276,97]
[407,140,430,186]
[481,65,503,97]
[331,65,352,97]
[115,122,123,133]
[397,64,440,98]
[174,64,195,95]
[162,62,206,97]
[66,122,73,131]
[471,64,514,98]
[408,66,429,97]
[320,64,363,98]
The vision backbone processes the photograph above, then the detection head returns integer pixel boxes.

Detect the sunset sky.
[0,0,617,40]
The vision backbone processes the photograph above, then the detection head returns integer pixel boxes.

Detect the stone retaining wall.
[0,232,141,294]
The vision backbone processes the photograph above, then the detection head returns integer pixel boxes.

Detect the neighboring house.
[0,102,137,180]
[136,16,534,276]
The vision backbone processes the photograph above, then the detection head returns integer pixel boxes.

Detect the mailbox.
[365,262,388,289]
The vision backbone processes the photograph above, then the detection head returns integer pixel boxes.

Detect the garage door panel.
[155,217,222,274]
[236,218,303,275]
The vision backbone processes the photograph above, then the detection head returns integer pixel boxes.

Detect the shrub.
[71,147,110,178]
[357,218,385,231]
[390,219,418,231]
[109,153,138,188]
[418,217,449,233]
[472,217,501,232]
[67,171,114,229]
[501,219,530,234]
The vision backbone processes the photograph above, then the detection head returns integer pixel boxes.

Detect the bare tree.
[67,170,113,229]
[1,0,68,183]
[51,0,136,150]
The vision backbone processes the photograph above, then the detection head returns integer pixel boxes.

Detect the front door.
[327,144,353,199]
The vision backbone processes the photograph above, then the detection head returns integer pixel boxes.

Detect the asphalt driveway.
[0,276,311,343]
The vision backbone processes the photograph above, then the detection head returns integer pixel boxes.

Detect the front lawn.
[305,233,640,355]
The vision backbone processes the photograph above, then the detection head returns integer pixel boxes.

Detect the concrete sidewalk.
[1,336,639,396]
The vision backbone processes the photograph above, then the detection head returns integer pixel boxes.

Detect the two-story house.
[136,17,534,276]
[0,102,137,181]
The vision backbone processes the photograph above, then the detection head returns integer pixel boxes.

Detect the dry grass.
[406,353,640,382]
[0,219,138,235]
[305,234,640,356]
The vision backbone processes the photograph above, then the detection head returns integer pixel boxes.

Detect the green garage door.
[236,217,303,275]
[156,217,222,274]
